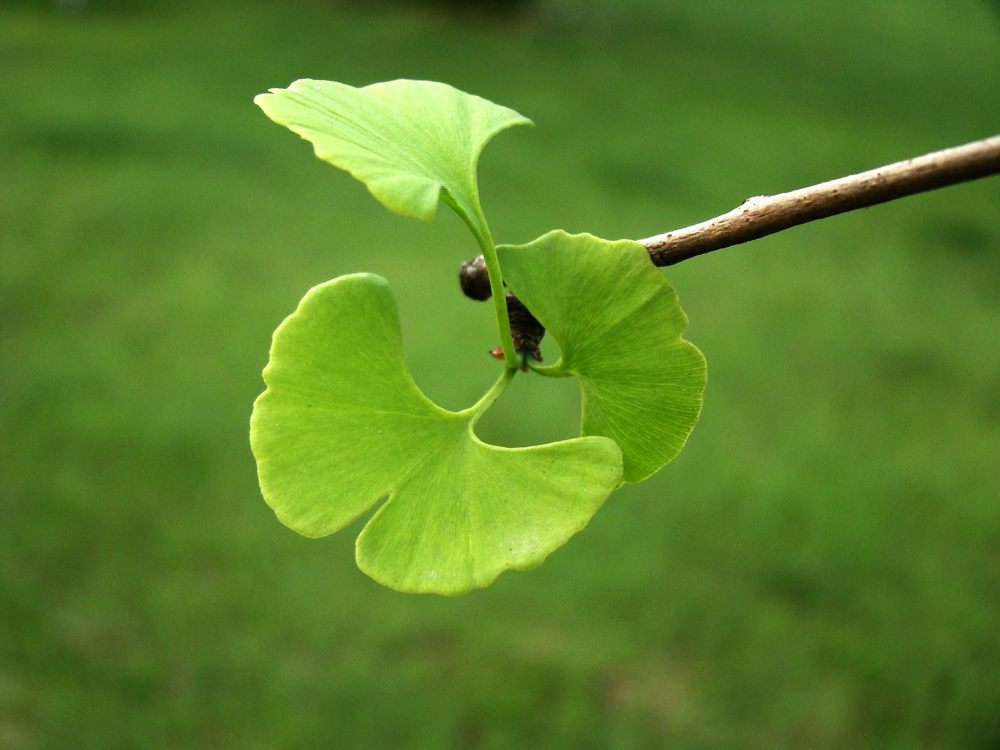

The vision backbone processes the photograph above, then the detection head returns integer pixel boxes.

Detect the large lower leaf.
[497,231,707,483]
[254,80,531,237]
[250,274,622,595]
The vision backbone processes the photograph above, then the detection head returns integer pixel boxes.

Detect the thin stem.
[641,133,1000,266]
[528,362,568,378]
[475,215,519,369]
[441,191,518,368]
[459,366,517,420]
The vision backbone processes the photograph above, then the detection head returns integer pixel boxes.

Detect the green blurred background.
[2,0,999,747]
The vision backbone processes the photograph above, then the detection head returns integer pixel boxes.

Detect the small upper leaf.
[250,273,622,595]
[497,231,707,483]
[255,79,531,237]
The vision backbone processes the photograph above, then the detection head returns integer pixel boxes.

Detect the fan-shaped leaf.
[254,79,531,237]
[497,231,707,483]
[250,274,622,595]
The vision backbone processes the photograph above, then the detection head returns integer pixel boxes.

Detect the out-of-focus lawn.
[2,1,999,748]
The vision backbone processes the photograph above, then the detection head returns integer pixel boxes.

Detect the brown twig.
[460,134,1000,345]
[641,134,1000,266]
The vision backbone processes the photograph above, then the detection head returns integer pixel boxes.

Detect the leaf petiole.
[459,365,518,421]
[528,362,568,378]
[479,236,520,370]
[443,191,519,369]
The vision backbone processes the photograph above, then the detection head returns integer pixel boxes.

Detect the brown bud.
[459,255,492,301]
[506,293,545,363]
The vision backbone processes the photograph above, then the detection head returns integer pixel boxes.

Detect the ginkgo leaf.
[250,273,622,595]
[497,231,707,483]
[254,79,531,238]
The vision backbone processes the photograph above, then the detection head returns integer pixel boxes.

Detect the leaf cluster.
[251,80,706,594]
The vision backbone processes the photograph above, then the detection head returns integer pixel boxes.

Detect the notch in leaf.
[498,231,707,483]
[250,274,623,595]
[254,79,532,241]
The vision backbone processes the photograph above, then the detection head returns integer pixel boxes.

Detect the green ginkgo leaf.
[250,273,622,595]
[254,79,531,239]
[497,231,707,483]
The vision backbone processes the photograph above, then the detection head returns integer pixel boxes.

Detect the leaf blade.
[254,79,532,232]
[498,231,707,483]
[250,273,623,593]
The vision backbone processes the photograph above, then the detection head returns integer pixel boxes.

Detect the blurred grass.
[2,0,999,748]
